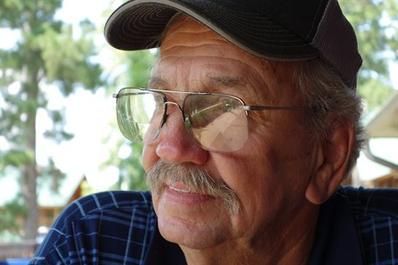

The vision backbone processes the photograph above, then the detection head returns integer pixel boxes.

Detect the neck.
[181,204,319,265]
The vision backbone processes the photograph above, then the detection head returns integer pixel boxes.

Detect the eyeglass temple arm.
[243,105,309,111]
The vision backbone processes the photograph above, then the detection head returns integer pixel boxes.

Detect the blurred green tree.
[104,50,157,191]
[0,0,102,240]
[340,0,398,111]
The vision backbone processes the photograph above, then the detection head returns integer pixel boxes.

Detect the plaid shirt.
[30,187,398,265]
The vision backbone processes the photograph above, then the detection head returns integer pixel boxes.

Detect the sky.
[1,0,397,191]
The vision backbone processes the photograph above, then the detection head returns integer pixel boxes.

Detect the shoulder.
[54,190,153,222]
[46,190,154,235]
[338,186,398,264]
[30,191,156,265]
[338,186,398,218]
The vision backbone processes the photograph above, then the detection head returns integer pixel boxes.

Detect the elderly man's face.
[142,17,320,250]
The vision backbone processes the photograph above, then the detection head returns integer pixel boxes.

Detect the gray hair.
[293,58,365,177]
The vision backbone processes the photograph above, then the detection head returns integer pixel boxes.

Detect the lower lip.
[162,185,215,205]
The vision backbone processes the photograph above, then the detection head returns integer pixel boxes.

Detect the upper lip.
[166,181,209,195]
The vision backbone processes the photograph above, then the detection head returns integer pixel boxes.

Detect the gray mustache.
[146,161,240,214]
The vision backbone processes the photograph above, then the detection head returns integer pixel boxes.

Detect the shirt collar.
[307,189,365,265]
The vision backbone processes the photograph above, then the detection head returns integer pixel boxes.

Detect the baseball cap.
[104,0,362,89]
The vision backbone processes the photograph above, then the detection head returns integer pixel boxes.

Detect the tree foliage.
[0,197,26,237]
[104,50,157,190]
[0,0,102,240]
[340,0,398,111]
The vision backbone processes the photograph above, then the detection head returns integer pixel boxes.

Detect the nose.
[155,105,209,165]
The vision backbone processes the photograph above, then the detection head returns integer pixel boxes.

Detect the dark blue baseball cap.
[104,0,362,89]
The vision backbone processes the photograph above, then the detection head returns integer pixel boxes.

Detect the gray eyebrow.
[148,76,168,88]
[148,75,246,91]
[207,75,246,88]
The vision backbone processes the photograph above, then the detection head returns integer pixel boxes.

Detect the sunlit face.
[142,16,320,250]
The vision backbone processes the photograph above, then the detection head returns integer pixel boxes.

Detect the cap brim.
[104,0,318,60]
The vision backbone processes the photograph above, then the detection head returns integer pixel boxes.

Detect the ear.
[305,121,354,205]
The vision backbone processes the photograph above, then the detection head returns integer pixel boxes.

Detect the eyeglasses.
[114,87,308,152]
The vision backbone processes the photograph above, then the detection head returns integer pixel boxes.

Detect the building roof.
[364,91,398,170]
[366,91,398,138]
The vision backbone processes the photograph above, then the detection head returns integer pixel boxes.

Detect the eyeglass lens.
[184,94,248,151]
[116,89,249,152]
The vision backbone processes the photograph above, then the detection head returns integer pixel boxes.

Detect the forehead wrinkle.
[161,15,228,50]
[153,55,276,102]
[162,29,227,50]
[161,21,229,58]
[151,57,204,92]
[157,16,295,104]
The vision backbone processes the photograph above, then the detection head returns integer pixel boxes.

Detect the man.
[31,0,398,264]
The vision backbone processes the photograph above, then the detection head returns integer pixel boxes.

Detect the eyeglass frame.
[113,87,314,151]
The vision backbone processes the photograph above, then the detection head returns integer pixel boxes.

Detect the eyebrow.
[208,74,270,103]
[207,75,246,88]
[148,76,168,88]
[147,75,247,95]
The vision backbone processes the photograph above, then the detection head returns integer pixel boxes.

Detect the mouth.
[169,184,192,193]
[167,181,196,193]
[162,181,215,204]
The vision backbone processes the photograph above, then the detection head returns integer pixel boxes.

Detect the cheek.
[209,128,314,221]
[245,127,316,206]
[210,145,281,219]
[142,144,158,172]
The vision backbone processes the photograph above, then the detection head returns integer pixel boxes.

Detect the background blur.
[0,0,397,260]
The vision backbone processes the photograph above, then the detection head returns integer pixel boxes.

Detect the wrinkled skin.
[142,16,353,265]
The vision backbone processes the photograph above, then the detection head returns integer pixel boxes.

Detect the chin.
[157,214,228,249]
[153,190,233,249]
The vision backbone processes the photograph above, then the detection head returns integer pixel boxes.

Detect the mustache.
[146,161,240,214]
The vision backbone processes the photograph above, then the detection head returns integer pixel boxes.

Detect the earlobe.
[305,122,354,205]
[305,162,333,204]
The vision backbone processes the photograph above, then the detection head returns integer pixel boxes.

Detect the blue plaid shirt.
[30,187,398,265]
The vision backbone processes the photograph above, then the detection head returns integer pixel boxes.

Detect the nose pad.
[154,102,188,144]
[160,101,186,130]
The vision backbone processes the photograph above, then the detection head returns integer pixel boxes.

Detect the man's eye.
[189,105,212,126]
[222,99,236,112]
[190,102,226,127]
